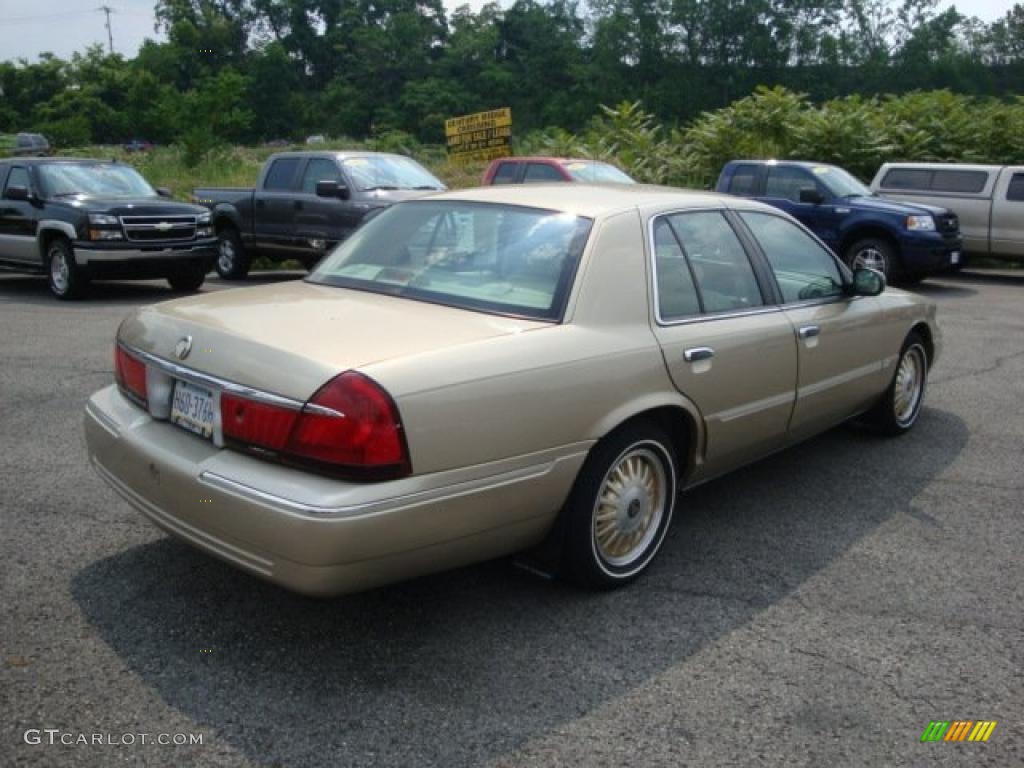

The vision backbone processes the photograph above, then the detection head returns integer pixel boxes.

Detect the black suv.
[0,158,217,299]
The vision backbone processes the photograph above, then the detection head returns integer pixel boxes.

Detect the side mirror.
[799,187,825,205]
[316,180,350,200]
[5,185,30,201]
[156,186,172,198]
[851,267,885,296]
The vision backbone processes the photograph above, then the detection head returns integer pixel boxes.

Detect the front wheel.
[845,237,897,283]
[167,262,209,292]
[214,226,250,280]
[47,238,88,300]
[866,332,929,435]
[562,421,678,588]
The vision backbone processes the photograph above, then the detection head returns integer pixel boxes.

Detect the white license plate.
[171,380,216,439]
[951,251,961,265]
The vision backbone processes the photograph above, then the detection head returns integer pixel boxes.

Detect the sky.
[0,0,1015,63]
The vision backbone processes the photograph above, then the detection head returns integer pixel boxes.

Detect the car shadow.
[0,275,193,306]
[907,280,977,298]
[71,407,967,767]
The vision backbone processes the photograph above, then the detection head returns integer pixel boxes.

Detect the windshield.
[810,165,871,198]
[309,201,592,321]
[37,162,155,198]
[341,156,445,191]
[564,161,635,184]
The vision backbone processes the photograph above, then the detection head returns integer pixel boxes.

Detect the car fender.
[36,220,78,262]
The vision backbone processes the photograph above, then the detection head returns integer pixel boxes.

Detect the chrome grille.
[119,215,197,242]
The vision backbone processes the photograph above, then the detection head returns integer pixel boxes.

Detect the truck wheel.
[845,238,898,283]
[167,262,208,292]
[215,226,250,280]
[47,238,88,300]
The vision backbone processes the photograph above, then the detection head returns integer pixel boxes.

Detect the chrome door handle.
[798,325,820,339]
[683,347,714,362]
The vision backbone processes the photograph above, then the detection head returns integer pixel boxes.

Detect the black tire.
[46,237,88,300]
[844,237,898,284]
[214,225,250,280]
[167,262,209,292]
[865,332,929,436]
[562,420,679,588]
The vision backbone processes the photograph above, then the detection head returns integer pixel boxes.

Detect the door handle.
[798,325,820,339]
[683,347,714,363]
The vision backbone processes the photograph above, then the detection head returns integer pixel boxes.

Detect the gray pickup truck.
[193,151,446,279]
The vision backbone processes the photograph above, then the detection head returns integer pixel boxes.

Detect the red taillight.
[114,345,148,404]
[221,392,298,452]
[286,372,409,477]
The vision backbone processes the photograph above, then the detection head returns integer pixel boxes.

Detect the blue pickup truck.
[716,160,963,282]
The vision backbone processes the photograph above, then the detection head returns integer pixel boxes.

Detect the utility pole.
[97,5,115,54]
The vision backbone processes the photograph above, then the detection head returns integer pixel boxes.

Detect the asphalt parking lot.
[1,269,1022,767]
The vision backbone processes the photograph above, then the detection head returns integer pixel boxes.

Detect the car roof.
[490,157,616,165]
[877,162,1004,173]
[0,157,123,166]
[425,183,768,218]
[267,150,414,161]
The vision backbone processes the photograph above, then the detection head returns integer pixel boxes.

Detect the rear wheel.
[215,225,250,280]
[845,237,897,283]
[562,420,678,588]
[167,262,209,292]
[866,332,929,435]
[47,238,88,300]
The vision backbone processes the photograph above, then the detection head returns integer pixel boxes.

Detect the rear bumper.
[83,385,584,596]
[73,240,217,278]
[899,233,963,275]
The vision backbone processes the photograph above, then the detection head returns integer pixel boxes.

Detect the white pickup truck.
[871,163,1024,263]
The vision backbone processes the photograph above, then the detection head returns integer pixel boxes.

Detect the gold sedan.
[84,185,940,595]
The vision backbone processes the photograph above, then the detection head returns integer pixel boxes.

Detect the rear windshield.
[309,201,592,321]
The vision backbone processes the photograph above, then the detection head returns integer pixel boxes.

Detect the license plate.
[171,380,216,439]
[951,251,961,265]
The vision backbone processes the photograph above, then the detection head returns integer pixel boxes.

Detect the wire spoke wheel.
[893,344,926,426]
[592,446,668,568]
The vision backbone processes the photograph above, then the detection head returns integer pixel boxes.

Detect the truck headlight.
[906,215,936,232]
[197,212,211,225]
[88,214,120,226]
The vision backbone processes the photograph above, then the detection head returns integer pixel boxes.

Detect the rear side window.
[1006,173,1024,202]
[264,158,300,191]
[881,168,932,190]
[523,163,564,183]
[727,164,758,196]
[3,166,30,196]
[652,219,701,319]
[666,211,763,313]
[491,162,519,184]
[931,170,988,194]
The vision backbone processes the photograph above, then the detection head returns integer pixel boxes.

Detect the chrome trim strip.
[714,391,794,423]
[120,342,305,410]
[75,244,214,265]
[797,360,885,399]
[199,457,574,519]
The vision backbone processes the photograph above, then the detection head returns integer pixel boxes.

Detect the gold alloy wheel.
[592,446,668,568]
[894,343,926,426]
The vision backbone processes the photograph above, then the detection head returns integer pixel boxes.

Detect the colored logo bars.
[921,721,997,742]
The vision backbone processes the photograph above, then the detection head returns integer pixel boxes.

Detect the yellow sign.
[445,108,512,165]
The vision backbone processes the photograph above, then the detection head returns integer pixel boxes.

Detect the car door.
[293,157,362,258]
[736,210,893,439]
[762,165,843,251]
[254,156,303,258]
[990,168,1024,259]
[0,165,40,263]
[648,210,798,476]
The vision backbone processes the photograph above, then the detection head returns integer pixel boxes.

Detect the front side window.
[666,211,764,313]
[36,163,154,198]
[309,201,592,321]
[340,156,444,192]
[300,158,341,194]
[740,211,844,303]
[523,163,565,183]
[765,166,821,202]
